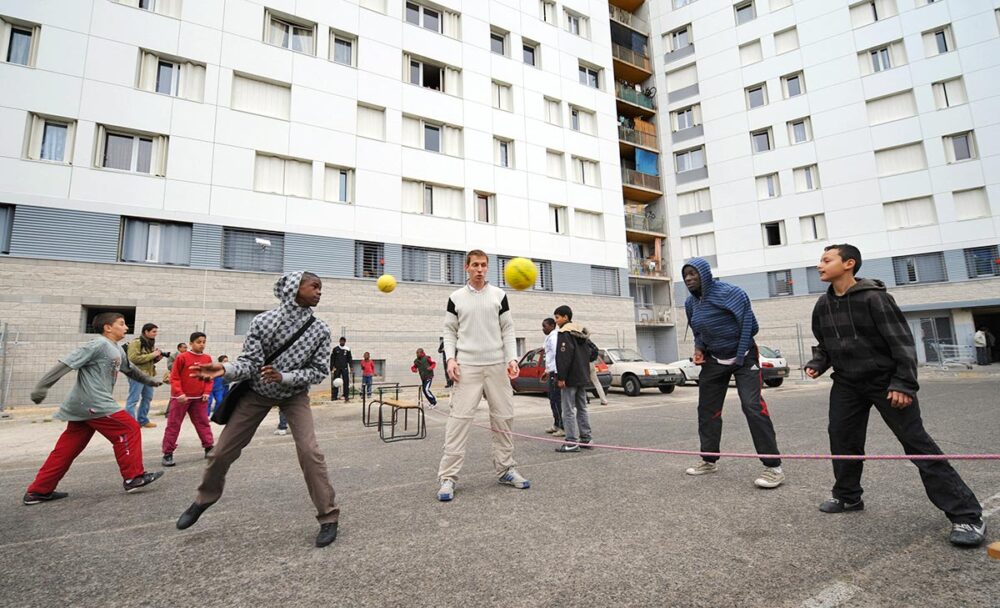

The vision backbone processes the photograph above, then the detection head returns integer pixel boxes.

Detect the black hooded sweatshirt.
[805,278,919,396]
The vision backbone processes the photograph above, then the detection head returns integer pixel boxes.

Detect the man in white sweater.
[437,249,531,501]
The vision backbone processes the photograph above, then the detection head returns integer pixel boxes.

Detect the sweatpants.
[196,389,339,524]
[27,410,144,494]
[696,345,781,467]
[162,396,214,455]
[588,363,607,403]
[420,376,438,407]
[437,363,516,482]
[828,374,982,524]
[547,375,562,429]
[561,385,591,443]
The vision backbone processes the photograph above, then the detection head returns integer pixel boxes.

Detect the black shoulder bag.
[211,316,317,425]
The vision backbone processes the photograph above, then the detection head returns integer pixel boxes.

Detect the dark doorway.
[972,309,1000,363]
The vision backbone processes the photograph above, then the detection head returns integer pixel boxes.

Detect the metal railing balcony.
[615,82,656,110]
[634,304,673,325]
[621,168,661,192]
[618,125,658,149]
[612,43,652,73]
[609,6,649,33]
[624,213,664,234]
[629,257,667,278]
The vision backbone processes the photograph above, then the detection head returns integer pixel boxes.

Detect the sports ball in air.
[333,377,344,388]
[377,274,397,293]
[504,257,538,291]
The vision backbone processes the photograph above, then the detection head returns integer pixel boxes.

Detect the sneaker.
[176,500,214,530]
[316,522,339,548]
[274,428,287,436]
[162,453,175,467]
[754,467,784,489]
[552,428,565,438]
[819,497,865,513]
[498,468,530,489]
[437,479,455,502]
[685,461,719,476]
[123,471,164,493]
[578,439,594,450]
[545,426,559,434]
[600,400,609,405]
[141,422,157,428]
[949,521,986,547]
[204,447,213,459]
[555,443,580,453]
[23,491,69,505]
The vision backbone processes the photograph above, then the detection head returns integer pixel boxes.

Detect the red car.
[511,348,612,396]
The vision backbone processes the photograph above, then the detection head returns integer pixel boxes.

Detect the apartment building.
[0,0,641,404]
[650,0,1000,364]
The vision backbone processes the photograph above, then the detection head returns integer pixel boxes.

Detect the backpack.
[586,339,599,362]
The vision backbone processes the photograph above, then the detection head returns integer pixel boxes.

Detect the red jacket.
[170,351,214,398]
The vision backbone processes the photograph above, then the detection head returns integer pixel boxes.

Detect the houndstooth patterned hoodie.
[222,271,332,400]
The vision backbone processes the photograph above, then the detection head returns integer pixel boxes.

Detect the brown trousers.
[196,389,339,524]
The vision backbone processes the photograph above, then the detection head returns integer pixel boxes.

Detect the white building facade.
[650,0,1000,364]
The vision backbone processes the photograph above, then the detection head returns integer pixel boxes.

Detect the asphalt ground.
[0,377,997,608]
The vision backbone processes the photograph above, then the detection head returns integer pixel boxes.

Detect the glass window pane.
[339,170,348,201]
[500,142,509,166]
[748,87,764,107]
[270,20,290,48]
[953,135,971,160]
[424,125,440,152]
[334,38,352,64]
[793,122,806,142]
[423,186,433,213]
[104,134,133,170]
[41,122,67,161]
[292,26,313,53]
[136,137,153,173]
[491,33,504,54]
[787,76,801,96]
[423,8,440,32]
[935,31,947,54]
[406,3,420,25]
[410,60,421,85]
[156,61,174,95]
[523,45,535,65]
[7,28,32,65]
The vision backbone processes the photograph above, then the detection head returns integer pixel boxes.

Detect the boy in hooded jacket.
[553,305,593,452]
[805,244,985,547]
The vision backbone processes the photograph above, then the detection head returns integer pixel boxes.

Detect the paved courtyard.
[0,377,997,607]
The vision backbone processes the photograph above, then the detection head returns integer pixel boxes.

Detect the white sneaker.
[754,467,785,489]
[273,428,287,436]
[498,467,531,489]
[685,461,719,476]
[437,479,455,501]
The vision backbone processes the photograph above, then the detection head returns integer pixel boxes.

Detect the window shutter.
[774,28,798,54]
[139,51,158,91]
[357,105,385,139]
[179,62,206,102]
[254,154,285,193]
[402,116,421,147]
[281,158,311,198]
[866,90,916,125]
[401,180,423,213]
[953,188,989,221]
[667,64,697,91]
[875,143,926,177]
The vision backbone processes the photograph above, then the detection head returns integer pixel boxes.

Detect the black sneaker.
[316,522,339,547]
[819,497,864,513]
[204,447,213,459]
[579,439,594,450]
[176,501,215,530]
[555,444,580,453]
[23,491,69,505]
[162,453,175,467]
[949,521,986,547]
[123,471,164,493]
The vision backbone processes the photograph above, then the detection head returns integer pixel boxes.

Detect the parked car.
[599,348,684,396]
[667,345,790,387]
[511,347,612,396]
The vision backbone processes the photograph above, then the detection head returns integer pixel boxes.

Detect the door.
[919,316,954,363]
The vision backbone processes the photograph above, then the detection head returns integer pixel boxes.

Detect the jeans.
[361,375,373,397]
[420,376,438,407]
[560,386,591,443]
[125,378,155,425]
[277,410,288,430]
[547,375,562,429]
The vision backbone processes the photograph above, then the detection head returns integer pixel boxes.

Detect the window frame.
[265,10,316,55]
[474,191,496,224]
[761,220,786,247]
[946,131,976,163]
[522,40,538,67]
[788,117,812,144]
[100,129,158,175]
[734,1,756,26]
[490,28,508,56]
[746,83,767,109]
[675,146,705,173]
[549,205,568,234]
[3,18,40,67]
[331,32,357,67]
[782,72,804,98]
[578,64,601,90]
[324,165,354,203]
[751,128,773,154]
[405,2,443,34]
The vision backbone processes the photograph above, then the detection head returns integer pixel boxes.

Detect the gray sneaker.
[949,521,986,547]
[685,461,719,476]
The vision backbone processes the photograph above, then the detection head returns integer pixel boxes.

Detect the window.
[544,97,562,125]
[402,247,464,284]
[490,28,507,56]
[405,2,453,35]
[667,64,698,92]
[569,106,596,134]
[774,27,798,54]
[762,221,786,247]
[875,143,926,176]
[565,10,588,37]
[2,17,39,66]
[964,246,1000,279]
[138,51,206,102]
[111,0,182,17]
[266,10,315,55]
[771,0,793,9]
[678,188,711,215]
[121,218,191,265]
[669,26,692,51]
[549,205,567,234]
[591,266,620,296]
[734,1,756,25]
[254,153,312,198]
[222,228,284,272]
[540,0,557,25]
[800,214,827,241]
[499,257,552,291]
[523,40,538,66]
[324,166,353,203]
[787,118,812,144]
[357,104,385,140]
[355,241,383,278]
[98,126,167,176]
[408,56,443,91]
[575,210,604,239]
[572,157,600,186]
[682,233,716,259]
[739,40,762,65]
[546,150,565,179]
[360,0,387,13]
[953,188,990,221]
[494,138,513,168]
[578,64,600,89]
[672,105,701,131]
[768,270,793,297]
[892,252,946,285]
[756,173,780,199]
[945,132,976,163]
[923,26,954,57]
[746,83,767,109]
[492,81,513,111]
[401,180,464,219]
[83,306,136,335]
[850,1,897,28]
[402,115,462,156]
[675,147,705,173]
[865,90,916,125]
[932,78,967,110]
[860,41,905,75]
[883,197,937,230]
[331,32,356,66]
[793,165,820,192]
[751,128,773,153]
[26,114,75,163]
[424,124,441,152]
[231,73,290,119]
[475,192,496,224]
[782,72,804,98]
[0,205,12,254]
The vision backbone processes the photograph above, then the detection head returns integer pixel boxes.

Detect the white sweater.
[444,283,517,366]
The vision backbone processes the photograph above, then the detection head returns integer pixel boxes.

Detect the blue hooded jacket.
[682,258,758,365]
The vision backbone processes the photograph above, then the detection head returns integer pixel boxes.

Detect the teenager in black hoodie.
[805,244,985,547]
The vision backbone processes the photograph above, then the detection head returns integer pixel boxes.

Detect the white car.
[668,345,790,388]
[599,348,685,397]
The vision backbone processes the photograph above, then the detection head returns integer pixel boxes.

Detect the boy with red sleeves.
[162,332,215,467]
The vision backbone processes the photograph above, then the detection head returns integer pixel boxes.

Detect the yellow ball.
[376,274,396,293]
[504,257,538,290]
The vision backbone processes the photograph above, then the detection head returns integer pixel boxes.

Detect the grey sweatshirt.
[443,282,517,366]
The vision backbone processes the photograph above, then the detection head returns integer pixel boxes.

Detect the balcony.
[618,125,657,151]
[625,212,665,235]
[629,257,669,280]
[621,168,661,202]
[615,82,656,117]
[609,0,645,12]
[612,43,653,82]
[634,304,674,326]
[609,5,649,33]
